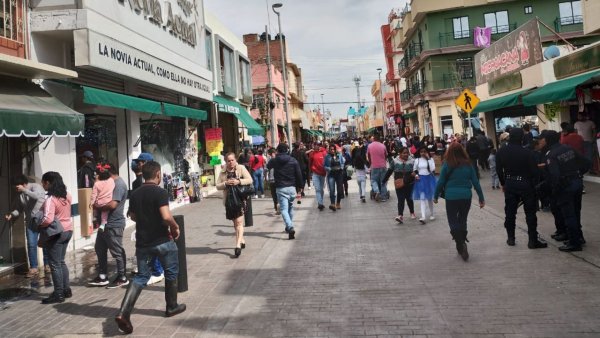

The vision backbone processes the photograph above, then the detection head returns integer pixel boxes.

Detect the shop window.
[1,0,23,42]
[205,30,213,70]
[239,58,252,100]
[559,1,582,25]
[456,57,474,79]
[252,94,264,110]
[453,16,470,39]
[140,118,186,175]
[484,10,509,34]
[219,43,236,97]
[76,115,119,169]
[524,6,533,14]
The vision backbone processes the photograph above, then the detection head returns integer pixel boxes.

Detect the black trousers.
[395,185,414,215]
[269,182,278,209]
[445,199,471,232]
[504,179,538,241]
[555,178,584,246]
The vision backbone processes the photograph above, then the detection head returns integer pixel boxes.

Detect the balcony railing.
[554,15,583,32]
[410,80,426,95]
[400,88,412,102]
[398,56,408,72]
[439,30,471,48]
[0,0,24,44]
[491,23,517,35]
[441,73,475,89]
[406,42,423,62]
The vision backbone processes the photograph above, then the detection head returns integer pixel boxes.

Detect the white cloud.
[204,0,407,117]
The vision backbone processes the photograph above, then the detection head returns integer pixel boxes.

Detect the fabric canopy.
[1,78,84,137]
[402,112,416,119]
[522,70,600,106]
[214,95,263,136]
[163,103,207,120]
[83,86,162,114]
[471,90,527,114]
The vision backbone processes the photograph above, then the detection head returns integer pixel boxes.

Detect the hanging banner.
[474,19,543,85]
[205,128,223,165]
[474,27,492,48]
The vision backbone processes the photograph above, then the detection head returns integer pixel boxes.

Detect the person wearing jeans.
[392,147,416,223]
[308,142,328,210]
[38,171,73,304]
[352,141,368,202]
[115,161,185,334]
[434,143,485,261]
[324,144,345,211]
[5,175,48,278]
[267,143,303,239]
[250,150,266,198]
[366,135,388,202]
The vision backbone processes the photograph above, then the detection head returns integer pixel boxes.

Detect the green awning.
[83,86,162,114]
[1,77,84,137]
[402,112,416,119]
[471,90,527,114]
[214,95,263,136]
[163,103,207,120]
[522,70,600,106]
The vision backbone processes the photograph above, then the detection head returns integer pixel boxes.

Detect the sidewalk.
[0,176,599,337]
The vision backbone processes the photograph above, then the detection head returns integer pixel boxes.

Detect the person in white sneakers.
[412,147,437,224]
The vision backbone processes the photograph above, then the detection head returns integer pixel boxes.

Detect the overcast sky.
[204,0,408,119]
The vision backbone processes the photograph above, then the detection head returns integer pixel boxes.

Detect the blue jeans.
[583,141,594,163]
[47,231,73,296]
[151,256,164,276]
[312,173,326,206]
[276,186,296,231]
[327,171,344,204]
[252,168,264,195]
[133,240,179,287]
[370,167,388,197]
[25,225,49,268]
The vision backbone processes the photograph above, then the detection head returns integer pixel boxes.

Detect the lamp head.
[377,68,382,72]
[272,3,283,13]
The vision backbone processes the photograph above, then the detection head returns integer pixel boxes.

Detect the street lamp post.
[377,68,386,138]
[272,3,292,145]
[320,93,326,136]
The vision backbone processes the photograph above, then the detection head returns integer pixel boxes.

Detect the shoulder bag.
[394,161,409,189]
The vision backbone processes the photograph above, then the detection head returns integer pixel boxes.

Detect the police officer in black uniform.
[540,130,589,252]
[496,128,547,249]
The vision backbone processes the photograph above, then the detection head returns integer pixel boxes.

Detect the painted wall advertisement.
[474,19,543,85]
[205,128,223,165]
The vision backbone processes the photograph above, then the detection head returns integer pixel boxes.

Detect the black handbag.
[237,184,255,199]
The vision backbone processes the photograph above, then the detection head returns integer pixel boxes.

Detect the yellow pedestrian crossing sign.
[455,89,480,113]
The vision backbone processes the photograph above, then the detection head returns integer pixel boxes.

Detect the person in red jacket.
[307,142,328,210]
[560,122,584,155]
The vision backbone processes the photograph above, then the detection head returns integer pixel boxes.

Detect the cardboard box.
[78,188,94,237]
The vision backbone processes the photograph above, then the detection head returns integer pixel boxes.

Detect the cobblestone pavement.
[1,172,600,337]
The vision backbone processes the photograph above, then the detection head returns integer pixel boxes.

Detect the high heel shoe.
[241,243,246,249]
[234,248,242,257]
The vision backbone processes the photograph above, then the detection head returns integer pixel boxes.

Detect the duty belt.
[505,175,525,181]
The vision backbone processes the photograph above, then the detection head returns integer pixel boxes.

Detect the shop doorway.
[440,116,454,137]
[140,118,186,176]
[0,137,27,271]
[75,115,119,167]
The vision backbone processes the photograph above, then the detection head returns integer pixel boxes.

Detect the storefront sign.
[553,44,600,80]
[205,128,223,165]
[544,102,560,122]
[75,29,212,101]
[217,102,240,114]
[117,0,197,46]
[475,19,543,85]
[488,72,523,96]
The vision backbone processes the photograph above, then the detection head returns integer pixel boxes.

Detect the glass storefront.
[140,118,186,175]
[76,115,118,166]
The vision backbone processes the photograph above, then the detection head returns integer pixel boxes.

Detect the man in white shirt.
[574,113,596,163]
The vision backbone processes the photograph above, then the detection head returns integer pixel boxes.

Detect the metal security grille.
[0,0,24,43]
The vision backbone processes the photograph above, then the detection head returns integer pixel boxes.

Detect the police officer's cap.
[508,128,524,142]
[539,130,560,145]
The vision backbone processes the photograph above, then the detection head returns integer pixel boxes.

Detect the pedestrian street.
[1,176,600,337]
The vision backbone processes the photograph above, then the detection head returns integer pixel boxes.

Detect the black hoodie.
[78,161,96,188]
[267,153,303,189]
